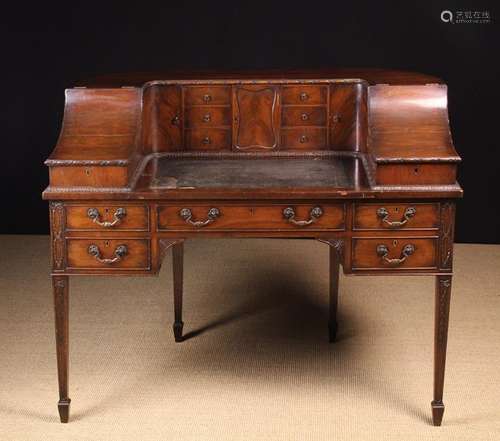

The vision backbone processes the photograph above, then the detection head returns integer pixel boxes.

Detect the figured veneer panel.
[282,106,327,127]
[157,204,345,231]
[352,237,437,270]
[66,204,149,231]
[67,239,150,270]
[329,83,360,150]
[184,86,231,105]
[280,128,327,150]
[142,85,182,153]
[353,203,439,230]
[281,86,327,105]
[234,85,280,150]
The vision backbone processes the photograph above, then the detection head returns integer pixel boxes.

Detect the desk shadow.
[170,265,429,424]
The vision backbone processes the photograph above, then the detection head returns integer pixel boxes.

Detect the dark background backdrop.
[1,1,499,242]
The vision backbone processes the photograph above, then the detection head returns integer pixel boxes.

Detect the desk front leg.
[52,275,70,423]
[432,274,452,426]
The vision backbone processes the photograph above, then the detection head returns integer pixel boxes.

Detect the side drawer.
[157,204,345,231]
[281,106,327,126]
[352,237,437,271]
[66,204,149,231]
[184,86,231,105]
[281,86,328,105]
[353,203,439,231]
[67,239,150,270]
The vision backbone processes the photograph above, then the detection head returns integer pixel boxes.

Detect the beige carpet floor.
[0,236,499,441]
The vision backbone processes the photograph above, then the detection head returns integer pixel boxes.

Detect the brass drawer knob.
[179,207,221,227]
[376,243,415,266]
[301,113,309,121]
[283,206,323,227]
[171,115,180,126]
[203,94,212,103]
[88,244,128,264]
[202,113,211,122]
[299,92,309,101]
[87,207,126,228]
[202,136,211,145]
[376,206,416,228]
[299,135,308,143]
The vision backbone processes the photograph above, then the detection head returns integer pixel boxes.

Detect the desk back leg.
[329,244,340,342]
[53,275,71,422]
[172,241,184,342]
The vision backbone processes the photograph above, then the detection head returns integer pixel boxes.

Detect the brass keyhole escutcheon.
[393,240,398,247]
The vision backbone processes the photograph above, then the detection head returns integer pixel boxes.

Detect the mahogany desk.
[42,69,462,425]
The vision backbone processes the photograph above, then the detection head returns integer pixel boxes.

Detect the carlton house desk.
[42,69,462,425]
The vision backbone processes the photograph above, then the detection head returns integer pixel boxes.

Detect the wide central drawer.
[157,204,345,231]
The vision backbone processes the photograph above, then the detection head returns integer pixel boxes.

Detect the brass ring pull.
[376,206,416,228]
[300,92,309,101]
[283,206,323,226]
[299,135,308,143]
[202,137,211,145]
[376,243,415,266]
[301,113,309,121]
[87,207,126,228]
[88,244,128,264]
[171,115,180,126]
[203,94,212,103]
[202,113,211,122]
[179,207,220,227]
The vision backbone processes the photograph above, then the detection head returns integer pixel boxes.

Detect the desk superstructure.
[43,69,462,425]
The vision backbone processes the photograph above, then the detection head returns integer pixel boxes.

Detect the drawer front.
[158,204,345,231]
[282,106,327,126]
[184,86,231,105]
[352,237,437,270]
[280,128,327,149]
[67,239,150,270]
[66,204,149,231]
[354,203,439,230]
[185,106,231,128]
[185,129,231,150]
[281,86,327,105]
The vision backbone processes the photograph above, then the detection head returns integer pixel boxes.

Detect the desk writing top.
[43,69,462,200]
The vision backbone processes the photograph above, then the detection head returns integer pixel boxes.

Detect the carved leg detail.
[432,274,452,426]
[53,275,70,423]
[172,241,184,343]
[329,244,340,342]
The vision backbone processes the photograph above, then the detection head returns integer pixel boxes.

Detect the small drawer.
[281,86,327,105]
[185,106,231,128]
[280,128,327,149]
[184,86,231,105]
[354,203,439,230]
[352,237,437,271]
[282,106,327,126]
[158,204,345,231]
[66,204,149,231]
[67,239,150,270]
[185,129,231,150]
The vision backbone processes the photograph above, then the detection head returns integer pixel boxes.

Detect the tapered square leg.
[432,275,452,426]
[329,244,340,342]
[53,275,70,423]
[172,241,184,342]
